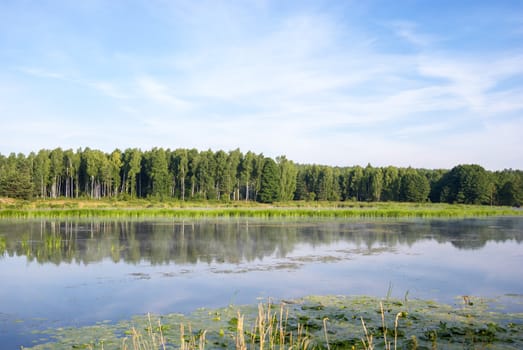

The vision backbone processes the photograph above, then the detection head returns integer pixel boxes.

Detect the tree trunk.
[121,174,127,195]
[181,177,185,201]
[75,175,79,198]
[57,175,62,197]
[40,175,45,198]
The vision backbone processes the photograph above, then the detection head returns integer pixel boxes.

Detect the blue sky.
[1,0,522,170]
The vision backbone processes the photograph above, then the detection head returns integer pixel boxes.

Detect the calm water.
[1,217,522,348]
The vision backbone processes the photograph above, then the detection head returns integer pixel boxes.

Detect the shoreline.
[1,199,521,219]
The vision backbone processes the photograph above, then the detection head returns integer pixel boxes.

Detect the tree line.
[0,148,521,206]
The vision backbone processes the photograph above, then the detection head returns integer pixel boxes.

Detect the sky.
[0,0,522,170]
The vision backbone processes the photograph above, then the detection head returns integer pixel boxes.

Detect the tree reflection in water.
[1,218,522,265]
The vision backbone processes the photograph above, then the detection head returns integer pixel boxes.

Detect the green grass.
[1,204,521,219]
[1,198,521,219]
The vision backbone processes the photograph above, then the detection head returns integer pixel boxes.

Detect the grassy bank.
[0,198,521,219]
[24,295,523,349]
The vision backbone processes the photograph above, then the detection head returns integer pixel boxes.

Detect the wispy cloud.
[89,81,129,100]
[417,54,523,115]
[389,21,436,47]
[17,66,66,80]
[136,76,191,110]
[17,65,134,102]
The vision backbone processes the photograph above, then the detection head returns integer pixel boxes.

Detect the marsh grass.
[360,303,405,350]
[1,200,521,219]
[120,313,171,350]
[104,298,523,350]
[23,295,523,350]
[123,302,314,350]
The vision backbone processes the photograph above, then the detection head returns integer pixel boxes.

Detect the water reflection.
[1,218,522,265]
[1,217,523,349]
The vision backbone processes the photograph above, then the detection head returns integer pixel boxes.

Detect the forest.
[0,147,521,206]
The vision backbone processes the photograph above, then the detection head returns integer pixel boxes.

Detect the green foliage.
[497,181,522,206]
[277,155,297,201]
[494,169,523,207]
[0,153,33,199]
[381,166,401,201]
[399,170,430,202]
[258,158,280,203]
[0,148,522,207]
[239,151,255,200]
[227,149,242,200]
[152,148,171,197]
[122,148,142,198]
[363,164,382,201]
[437,164,492,204]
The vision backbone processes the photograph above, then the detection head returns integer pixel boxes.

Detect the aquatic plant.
[24,295,523,349]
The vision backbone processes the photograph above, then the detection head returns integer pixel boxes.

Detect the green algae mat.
[23,295,523,349]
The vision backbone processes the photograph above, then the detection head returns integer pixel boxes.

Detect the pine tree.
[257,158,280,203]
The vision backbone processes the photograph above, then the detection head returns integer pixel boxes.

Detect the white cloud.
[417,54,523,115]
[89,81,129,99]
[389,21,435,47]
[136,76,191,110]
[16,66,133,102]
[17,66,65,80]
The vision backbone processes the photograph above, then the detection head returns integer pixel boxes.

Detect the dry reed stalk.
[198,330,207,350]
[236,312,246,350]
[257,302,269,350]
[380,302,389,350]
[361,317,373,350]
[394,312,403,350]
[131,326,145,350]
[157,319,166,350]
[147,313,157,349]
[180,323,186,350]
[278,304,286,350]
[323,318,331,350]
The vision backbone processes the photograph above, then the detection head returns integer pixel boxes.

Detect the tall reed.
[1,205,520,219]
[119,301,409,350]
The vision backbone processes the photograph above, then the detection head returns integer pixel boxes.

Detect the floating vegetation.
[23,295,523,349]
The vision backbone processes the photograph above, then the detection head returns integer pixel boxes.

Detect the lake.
[1,217,522,348]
